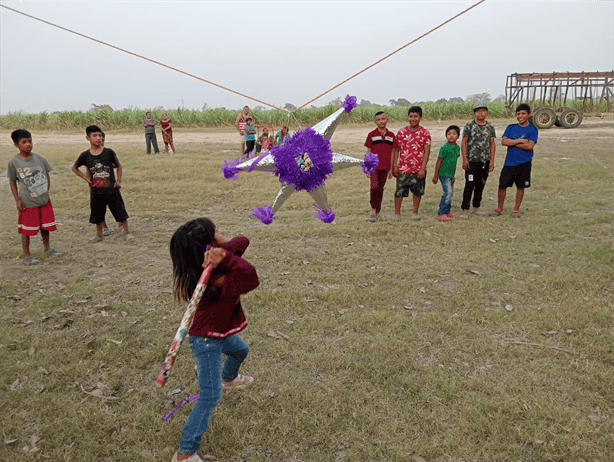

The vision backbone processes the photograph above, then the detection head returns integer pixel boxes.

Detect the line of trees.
[87,92,506,114]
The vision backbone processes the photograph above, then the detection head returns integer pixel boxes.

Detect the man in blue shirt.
[490,103,539,218]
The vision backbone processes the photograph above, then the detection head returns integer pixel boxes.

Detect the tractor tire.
[532,108,557,129]
[558,108,583,129]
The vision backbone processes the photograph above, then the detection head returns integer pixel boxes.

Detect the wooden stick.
[157,266,212,387]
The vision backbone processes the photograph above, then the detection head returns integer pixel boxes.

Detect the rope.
[290,0,486,113]
[2,1,485,115]
[0,4,288,113]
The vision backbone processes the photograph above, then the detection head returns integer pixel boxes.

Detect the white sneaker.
[459,211,469,219]
[472,208,484,216]
[171,452,203,462]
[410,212,421,220]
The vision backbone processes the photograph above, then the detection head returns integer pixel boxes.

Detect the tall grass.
[1,100,609,131]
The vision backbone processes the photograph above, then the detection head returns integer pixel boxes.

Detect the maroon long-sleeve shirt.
[188,236,259,338]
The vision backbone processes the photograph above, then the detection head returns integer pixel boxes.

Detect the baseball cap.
[473,103,488,112]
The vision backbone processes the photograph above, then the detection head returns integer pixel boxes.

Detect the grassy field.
[1,100,609,132]
[0,119,612,462]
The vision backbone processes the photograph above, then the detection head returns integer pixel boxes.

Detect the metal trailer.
[504,71,614,129]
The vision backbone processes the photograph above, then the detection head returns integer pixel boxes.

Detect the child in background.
[243,118,257,158]
[364,111,395,222]
[256,126,274,153]
[275,126,290,146]
[391,106,431,220]
[8,129,61,265]
[491,103,538,218]
[72,125,134,241]
[432,125,461,221]
[169,218,259,462]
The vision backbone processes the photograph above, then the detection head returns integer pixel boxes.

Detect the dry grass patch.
[1,120,612,461]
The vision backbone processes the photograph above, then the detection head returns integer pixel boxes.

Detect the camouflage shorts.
[395,172,425,197]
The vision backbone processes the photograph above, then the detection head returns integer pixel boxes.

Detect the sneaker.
[171,452,204,462]
[459,211,469,219]
[447,212,459,218]
[23,255,39,266]
[392,214,402,221]
[439,214,451,222]
[511,210,522,218]
[90,236,103,242]
[222,374,254,390]
[125,233,135,241]
[472,208,484,216]
[368,214,377,222]
[489,208,503,217]
[102,227,111,236]
[410,212,421,220]
[47,248,62,256]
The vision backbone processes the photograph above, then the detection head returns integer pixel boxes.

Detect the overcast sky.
[1,0,612,114]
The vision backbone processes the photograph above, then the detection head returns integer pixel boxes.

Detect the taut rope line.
[0,4,287,113]
[2,1,485,114]
[290,0,486,113]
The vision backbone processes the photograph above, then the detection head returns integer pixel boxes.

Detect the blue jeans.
[437,176,455,215]
[178,335,249,455]
[145,133,159,154]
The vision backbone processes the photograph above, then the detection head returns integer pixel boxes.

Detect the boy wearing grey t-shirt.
[8,129,61,265]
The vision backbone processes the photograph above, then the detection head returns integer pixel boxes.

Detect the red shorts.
[18,199,57,236]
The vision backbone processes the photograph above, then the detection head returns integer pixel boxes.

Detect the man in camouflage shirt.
[459,103,496,218]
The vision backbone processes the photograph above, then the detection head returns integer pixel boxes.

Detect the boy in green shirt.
[432,125,461,221]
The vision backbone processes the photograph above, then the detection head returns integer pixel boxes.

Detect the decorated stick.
[157,265,213,387]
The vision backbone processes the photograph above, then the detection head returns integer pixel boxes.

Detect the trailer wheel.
[532,108,556,129]
[559,108,583,129]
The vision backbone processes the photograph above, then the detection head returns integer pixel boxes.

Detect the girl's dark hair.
[170,218,216,301]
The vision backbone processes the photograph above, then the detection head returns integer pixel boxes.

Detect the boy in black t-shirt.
[72,125,134,241]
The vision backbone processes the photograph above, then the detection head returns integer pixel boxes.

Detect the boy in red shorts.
[8,129,61,265]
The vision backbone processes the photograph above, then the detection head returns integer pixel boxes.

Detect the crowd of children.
[364,103,538,222]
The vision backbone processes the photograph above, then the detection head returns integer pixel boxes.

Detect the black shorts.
[498,162,531,189]
[89,191,129,224]
[395,172,425,197]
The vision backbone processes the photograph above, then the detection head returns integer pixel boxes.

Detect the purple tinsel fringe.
[248,151,269,172]
[313,205,335,223]
[342,95,357,113]
[162,394,199,422]
[251,205,275,225]
[271,127,333,192]
[362,151,379,174]
[221,158,243,179]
